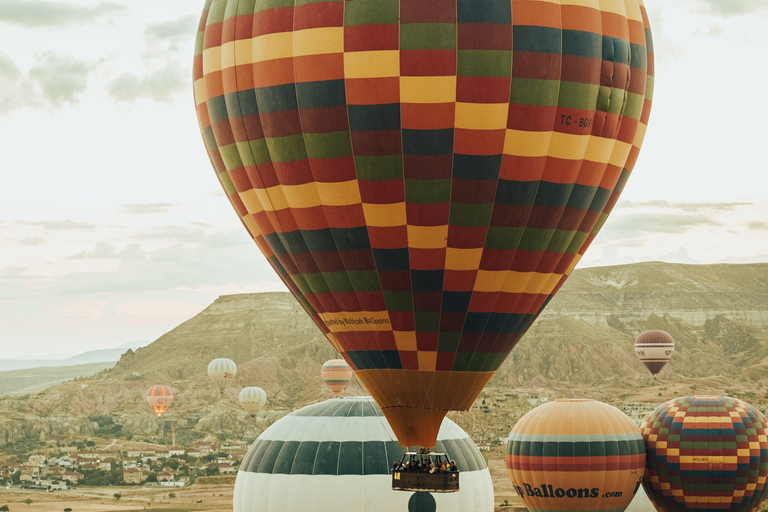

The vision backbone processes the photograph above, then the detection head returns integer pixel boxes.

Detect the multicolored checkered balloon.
[193,0,654,447]
[641,396,768,512]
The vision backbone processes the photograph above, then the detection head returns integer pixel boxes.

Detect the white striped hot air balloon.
[208,358,237,390]
[634,330,675,377]
[239,387,267,418]
[321,359,353,397]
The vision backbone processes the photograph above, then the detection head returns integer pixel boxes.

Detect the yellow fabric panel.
[445,247,484,271]
[242,214,262,238]
[220,39,254,69]
[193,78,207,106]
[407,225,449,249]
[281,182,323,209]
[666,448,679,456]
[293,27,344,57]
[362,202,407,227]
[400,76,456,103]
[255,186,289,212]
[455,102,509,130]
[633,121,648,147]
[315,180,362,206]
[474,270,561,295]
[324,332,344,353]
[417,351,437,372]
[239,189,264,215]
[253,32,293,63]
[622,0,643,22]
[343,51,400,78]
[394,331,417,351]
[597,0,630,17]
[563,254,582,276]
[202,46,223,74]
[503,129,553,157]
[583,136,617,164]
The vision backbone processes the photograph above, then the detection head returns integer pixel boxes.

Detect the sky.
[0,0,767,358]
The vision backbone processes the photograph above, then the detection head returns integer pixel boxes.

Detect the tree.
[0,505,9,511]
[65,509,73,512]
[113,493,122,501]
[24,498,33,506]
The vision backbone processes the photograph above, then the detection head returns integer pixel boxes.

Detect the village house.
[157,471,174,482]
[169,446,186,457]
[474,440,491,452]
[218,462,237,474]
[61,471,83,484]
[98,459,112,471]
[27,454,46,466]
[123,467,143,484]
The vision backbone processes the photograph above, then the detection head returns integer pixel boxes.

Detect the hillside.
[2,261,767,444]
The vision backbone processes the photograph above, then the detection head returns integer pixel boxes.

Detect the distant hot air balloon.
[634,330,674,377]
[507,399,645,512]
[146,385,173,417]
[208,358,237,390]
[321,359,353,397]
[239,386,267,418]
[642,396,768,512]
[194,0,655,448]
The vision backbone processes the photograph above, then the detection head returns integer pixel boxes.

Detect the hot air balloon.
[193,0,654,448]
[239,386,267,418]
[208,358,237,390]
[634,330,674,377]
[321,358,353,396]
[641,396,768,512]
[234,397,494,512]
[146,385,173,417]
[507,399,645,512]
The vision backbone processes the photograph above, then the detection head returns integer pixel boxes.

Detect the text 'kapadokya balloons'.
[208,358,237,390]
[146,385,173,417]
[507,399,645,512]
[634,330,674,377]
[239,386,267,418]
[321,358,353,396]
[194,0,655,448]
[642,396,768,512]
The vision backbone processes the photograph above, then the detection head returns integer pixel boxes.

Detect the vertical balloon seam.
[466,0,566,374]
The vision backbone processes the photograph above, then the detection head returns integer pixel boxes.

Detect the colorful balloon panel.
[641,396,768,512]
[146,385,173,417]
[507,399,645,512]
[634,330,674,376]
[321,358,353,396]
[194,0,654,447]
[208,358,237,390]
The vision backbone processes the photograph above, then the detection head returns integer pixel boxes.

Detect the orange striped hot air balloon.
[634,330,674,377]
[146,385,173,417]
[194,0,655,448]
[321,359,353,396]
[507,399,645,512]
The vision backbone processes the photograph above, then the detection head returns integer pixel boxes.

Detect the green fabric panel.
[486,226,584,253]
[509,78,560,107]
[557,81,599,111]
[563,230,590,255]
[414,311,440,331]
[400,23,456,50]
[323,271,355,293]
[224,0,240,20]
[220,171,237,196]
[438,332,461,352]
[457,50,511,77]
[645,75,654,101]
[237,0,257,15]
[449,203,494,227]
[264,134,309,163]
[296,0,339,5]
[304,273,332,294]
[254,0,295,11]
[292,273,312,296]
[206,0,228,24]
[304,131,353,159]
[404,179,451,203]
[344,0,398,26]
[623,91,645,120]
[590,212,609,235]
[219,143,245,171]
[194,30,206,57]
[235,141,257,166]
[383,291,413,311]
[354,155,403,181]
[250,139,273,166]
[347,270,382,292]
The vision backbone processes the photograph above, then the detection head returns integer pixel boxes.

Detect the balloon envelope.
[146,385,173,417]
[507,399,645,512]
[634,330,674,376]
[641,396,768,512]
[239,386,267,417]
[208,358,237,390]
[320,359,353,396]
[194,0,654,447]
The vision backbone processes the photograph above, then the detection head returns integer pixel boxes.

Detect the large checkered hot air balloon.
[193,0,654,448]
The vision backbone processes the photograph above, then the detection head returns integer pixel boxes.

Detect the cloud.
[749,221,768,231]
[120,203,177,214]
[145,16,197,41]
[0,52,38,114]
[66,242,145,261]
[28,52,94,106]
[21,220,98,231]
[108,65,187,103]
[601,213,718,239]
[17,237,44,246]
[133,226,249,249]
[617,200,752,212]
[697,0,768,15]
[0,0,126,27]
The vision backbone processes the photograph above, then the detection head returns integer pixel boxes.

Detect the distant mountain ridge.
[2,261,767,443]
[0,343,148,373]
